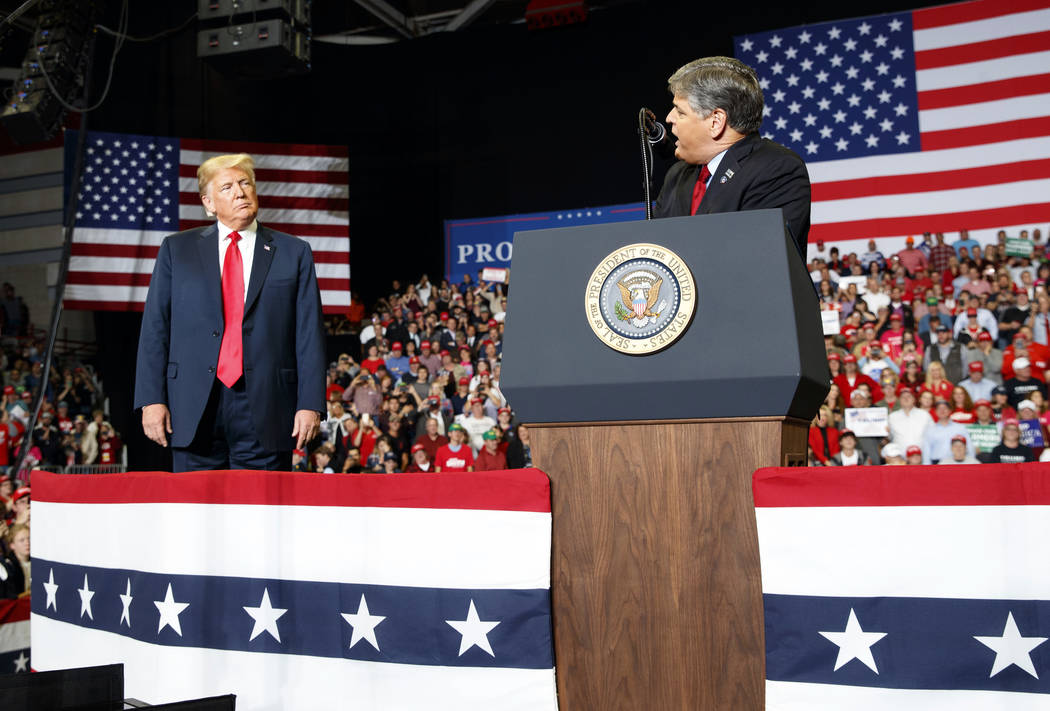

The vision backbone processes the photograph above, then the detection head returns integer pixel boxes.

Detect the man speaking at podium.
[653,56,811,256]
[135,153,326,472]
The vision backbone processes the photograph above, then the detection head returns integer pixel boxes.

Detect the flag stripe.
[180,138,348,158]
[918,73,1050,109]
[912,0,1050,30]
[814,178,1049,222]
[812,157,1050,200]
[30,469,551,512]
[915,51,1050,92]
[178,177,348,199]
[921,115,1050,151]
[914,29,1050,69]
[919,94,1048,132]
[178,164,349,184]
[177,205,350,226]
[808,202,1050,242]
[767,681,1050,710]
[177,191,349,211]
[754,463,1050,508]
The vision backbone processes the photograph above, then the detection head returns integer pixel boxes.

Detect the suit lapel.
[699,134,760,214]
[196,224,222,316]
[244,226,275,317]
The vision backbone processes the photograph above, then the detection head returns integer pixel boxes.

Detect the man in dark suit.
[135,153,325,472]
[653,56,811,256]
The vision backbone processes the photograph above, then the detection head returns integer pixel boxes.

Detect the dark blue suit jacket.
[653,133,811,256]
[134,223,327,451]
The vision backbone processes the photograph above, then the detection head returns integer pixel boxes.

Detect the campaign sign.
[821,308,841,335]
[1018,418,1045,447]
[965,423,1001,452]
[844,407,889,437]
[1005,237,1033,258]
[444,203,645,284]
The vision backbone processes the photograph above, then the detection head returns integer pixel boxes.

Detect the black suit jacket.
[653,133,811,256]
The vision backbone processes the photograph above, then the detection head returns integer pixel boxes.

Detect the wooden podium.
[501,210,828,710]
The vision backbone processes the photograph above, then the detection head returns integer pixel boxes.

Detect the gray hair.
[667,56,764,135]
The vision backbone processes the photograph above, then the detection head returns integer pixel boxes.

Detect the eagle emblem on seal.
[614,270,667,327]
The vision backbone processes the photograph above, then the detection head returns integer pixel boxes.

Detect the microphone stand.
[638,108,656,220]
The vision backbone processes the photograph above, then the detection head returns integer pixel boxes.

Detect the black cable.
[9,32,96,480]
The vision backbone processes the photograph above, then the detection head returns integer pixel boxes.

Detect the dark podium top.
[500,208,828,424]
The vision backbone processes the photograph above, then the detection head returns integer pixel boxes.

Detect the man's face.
[937,329,950,343]
[666,94,719,165]
[414,449,428,465]
[201,167,258,230]
[951,441,966,459]
[425,418,438,436]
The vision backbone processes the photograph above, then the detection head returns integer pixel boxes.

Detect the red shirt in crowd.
[474,448,507,472]
[435,444,473,472]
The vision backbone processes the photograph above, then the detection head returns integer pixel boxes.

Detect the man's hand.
[142,404,172,447]
[292,409,321,450]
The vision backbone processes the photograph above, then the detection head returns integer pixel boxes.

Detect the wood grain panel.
[533,419,805,710]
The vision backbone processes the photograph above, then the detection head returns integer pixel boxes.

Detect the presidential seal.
[584,243,697,354]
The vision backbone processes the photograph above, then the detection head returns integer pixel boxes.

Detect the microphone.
[641,108,675,159]
[642,108,666,143]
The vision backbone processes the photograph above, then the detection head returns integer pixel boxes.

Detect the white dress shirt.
[217,219,258,302]
[706,148,729,186]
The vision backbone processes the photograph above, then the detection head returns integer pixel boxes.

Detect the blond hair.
[197,153,256,196]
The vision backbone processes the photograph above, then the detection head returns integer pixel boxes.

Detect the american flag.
[64,130,351,313]
[734,0,1050,246]
[755,463,1050,708]
[30,468,557,710]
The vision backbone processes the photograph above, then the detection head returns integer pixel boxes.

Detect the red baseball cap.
[3,385,13,395]
[421,340,431,349]
[458,376,470,385]
[391,342,402,351]
[977,331,993,342]
[843,354,857,363]
[951,434,967,444]
[440,312,449,320]
[439,349,450,357]
[905,445,921,457]
[487,318,497,327]
[944,285,954,294]
[409,356,419,364]
[974,399,992,409]
[969,361,984,372]
[411,443,425,454]
[827,353,841,361]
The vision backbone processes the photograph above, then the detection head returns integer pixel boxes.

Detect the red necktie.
[217,231,244,388]
[690,164,711,215]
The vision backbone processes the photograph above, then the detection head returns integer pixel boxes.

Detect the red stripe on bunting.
[31,469,552,513]
[754,463,1050,507]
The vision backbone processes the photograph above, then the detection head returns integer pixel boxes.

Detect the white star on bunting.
[446,599,501,657]
[341,594,386,651]
[244,588,288,643]
[819,608,887,673]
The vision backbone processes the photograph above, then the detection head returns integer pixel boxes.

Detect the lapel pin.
[720,175,728,184]
[725,169,735,179]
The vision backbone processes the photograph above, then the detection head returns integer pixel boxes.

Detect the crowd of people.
[305,272,530,474]
[809,227,1050,465]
